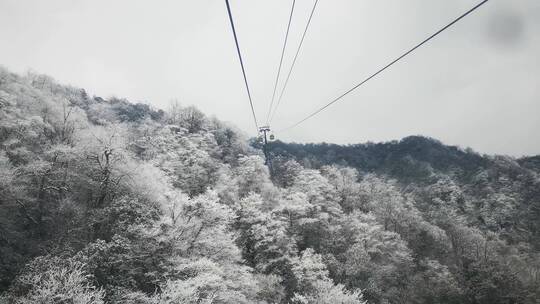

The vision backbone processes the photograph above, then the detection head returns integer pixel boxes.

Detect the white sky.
[1,0,539,156]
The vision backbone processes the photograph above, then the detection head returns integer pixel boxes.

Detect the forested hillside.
[1,67,539,304]
[269,138,540,248]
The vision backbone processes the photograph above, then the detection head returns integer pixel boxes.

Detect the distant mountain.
[269,136,518,184]
[519,155,540,173]
[268,136,540,249]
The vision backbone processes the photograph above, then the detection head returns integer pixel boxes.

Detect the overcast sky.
[1,0,538,156]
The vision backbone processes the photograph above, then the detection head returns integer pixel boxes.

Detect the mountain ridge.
[1,67,540,303]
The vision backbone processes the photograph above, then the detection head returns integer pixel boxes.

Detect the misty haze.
[0,1,539,303]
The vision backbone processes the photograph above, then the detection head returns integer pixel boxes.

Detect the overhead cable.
[280,0,490,132]
[269,0,319,124]
[266,0,296,125]
[225,0,259,132]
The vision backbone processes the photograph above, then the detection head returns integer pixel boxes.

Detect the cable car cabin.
[269,134,275,141]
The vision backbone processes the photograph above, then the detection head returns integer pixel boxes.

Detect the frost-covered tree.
[8,257,104,304]
[291,249,366,304]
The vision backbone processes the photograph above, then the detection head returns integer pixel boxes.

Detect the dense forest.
[0,67,539,303]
